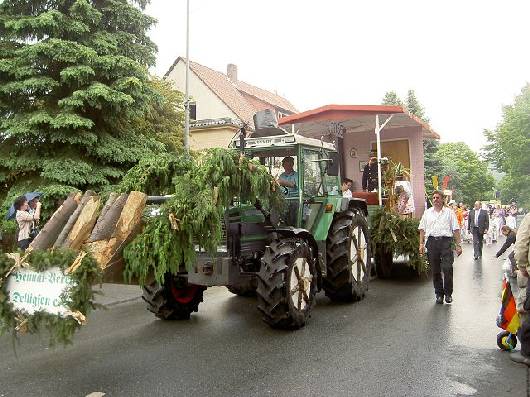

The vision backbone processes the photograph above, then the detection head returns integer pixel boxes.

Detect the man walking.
[468,201,489,260]
[419,191,462,304]
[509,213,530,365]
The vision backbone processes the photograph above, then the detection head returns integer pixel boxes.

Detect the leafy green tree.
[134,77,184,152]
[483,84,530,209]
[423,138,443,191]
[435,142,495,204]
[381,91,403,106]
[0,0,165,205]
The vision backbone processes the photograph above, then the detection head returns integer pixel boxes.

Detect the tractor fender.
[270,227,323,289]
[339,197,368,217]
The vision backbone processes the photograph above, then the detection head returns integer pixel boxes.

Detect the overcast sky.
[145,0,529,152]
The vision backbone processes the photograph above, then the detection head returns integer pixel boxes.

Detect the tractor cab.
[230,133,341,231]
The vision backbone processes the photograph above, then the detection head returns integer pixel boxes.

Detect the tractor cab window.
[248,149,299,226]
[302,149,324,197]
[248,149,299,198]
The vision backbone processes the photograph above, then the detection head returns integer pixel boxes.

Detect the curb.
[100,296,142,308]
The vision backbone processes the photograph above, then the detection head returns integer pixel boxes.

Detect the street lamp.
[184,0,190,153]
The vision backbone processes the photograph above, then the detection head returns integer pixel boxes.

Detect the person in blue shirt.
[278,156,299,225]
[278,156,298,198]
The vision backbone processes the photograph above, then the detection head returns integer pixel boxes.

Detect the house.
[164,58,297,149]
[278,105,440,217]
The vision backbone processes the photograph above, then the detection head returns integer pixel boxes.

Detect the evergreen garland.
[123,148,285,285]
[0,248,102,346]
[370,208,429,274]
[116,152,193,196]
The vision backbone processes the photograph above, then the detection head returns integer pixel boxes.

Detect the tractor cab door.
[300,147,341,231]
[301,148,333,231]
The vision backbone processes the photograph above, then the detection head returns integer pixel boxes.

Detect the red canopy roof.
[278,104,440,139]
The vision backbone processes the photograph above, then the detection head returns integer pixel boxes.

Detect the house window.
[277,111,286,119]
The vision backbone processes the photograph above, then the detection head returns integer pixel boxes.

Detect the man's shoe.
[510,352,530,366]
[473,256,478,260]
[445,295,453,304]
[436,295,444,304]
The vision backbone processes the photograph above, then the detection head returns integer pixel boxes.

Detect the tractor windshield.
[246,148,299,195]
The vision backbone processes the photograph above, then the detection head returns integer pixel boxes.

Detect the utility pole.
[184,0,190,153]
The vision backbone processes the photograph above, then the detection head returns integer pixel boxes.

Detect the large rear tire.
[256,237,317,329]
[142,274,205,320]
[324,211,371,302]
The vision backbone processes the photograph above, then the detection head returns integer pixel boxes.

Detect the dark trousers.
[426,237,454,297]
[519,277,530,357]
[472,227,484,257]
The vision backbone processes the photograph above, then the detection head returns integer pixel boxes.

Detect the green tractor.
[143,131,371,329]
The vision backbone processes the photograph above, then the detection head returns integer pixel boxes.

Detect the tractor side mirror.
[327,152,340,176]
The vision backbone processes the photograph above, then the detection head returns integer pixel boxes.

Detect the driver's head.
[282,156,295,172]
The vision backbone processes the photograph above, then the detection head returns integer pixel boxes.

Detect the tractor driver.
[278,156,299,226]
[278,156,298,198]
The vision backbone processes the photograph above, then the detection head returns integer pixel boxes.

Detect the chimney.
[227,63,238,82]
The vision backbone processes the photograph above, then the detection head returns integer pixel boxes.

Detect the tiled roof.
[234,80,297,114]
[164,58,297,128]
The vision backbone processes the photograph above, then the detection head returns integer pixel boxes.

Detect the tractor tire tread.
[323,211,371,302]
[256,238,315,329]
[142,278,204,321]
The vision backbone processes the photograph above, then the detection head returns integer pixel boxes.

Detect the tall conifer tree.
[0,0,163,197]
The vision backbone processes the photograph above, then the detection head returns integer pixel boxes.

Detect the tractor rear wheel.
[142,274,205,320]
[256,237,317,329]
[324,211,371,302]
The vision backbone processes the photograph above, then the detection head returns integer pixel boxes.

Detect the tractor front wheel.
[256,238,317,329]
[324,211,371,302]
[142,274,205,320]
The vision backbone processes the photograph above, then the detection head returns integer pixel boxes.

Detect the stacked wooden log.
[29,191,147,270]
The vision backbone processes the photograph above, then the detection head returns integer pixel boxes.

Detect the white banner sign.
[6,267,74,315]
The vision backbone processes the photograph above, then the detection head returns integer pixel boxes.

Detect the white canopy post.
[374,114,393,206]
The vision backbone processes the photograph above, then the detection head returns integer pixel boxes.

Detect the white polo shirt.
[418,206,460,238]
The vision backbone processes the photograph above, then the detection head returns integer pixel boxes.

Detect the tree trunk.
[87,192,118,242]
[87,193,128,243]
[53,191,95,248]
[29,192,81,251]
[63,196,101,250]
[84,191,146,269]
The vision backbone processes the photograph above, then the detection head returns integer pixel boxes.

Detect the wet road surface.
[0,240,528,396]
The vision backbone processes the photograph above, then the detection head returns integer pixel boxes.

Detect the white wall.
[165,60,238,121]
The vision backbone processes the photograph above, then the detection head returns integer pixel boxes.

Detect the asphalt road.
[0,241,528,397]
